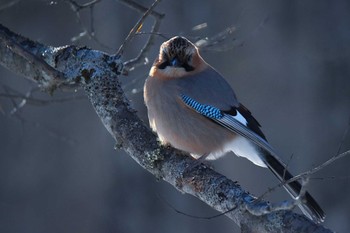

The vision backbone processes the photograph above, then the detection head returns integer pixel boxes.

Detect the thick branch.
[0,24,332,233]
[0,24,77,91]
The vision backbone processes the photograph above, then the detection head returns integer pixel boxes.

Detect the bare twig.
[283,153,295,180]
[0,84,84,115]
[66,0,101,11]
[65,0,111,50]
[257,120,350,202]
[250,149,350,210]
[335,117,350,155]
[118,0,164,19]
[10,87,38,115]
[116,0,162,56]
[0,92,85,107]
[311,175,350,181]
[216,122,350,221]
[0,0,20,11]
[123,16,164,71]
[288,150,350,185]
[157,193,238,220]
[134,31,169,40]
[2,84,23,115]
[10,113,78,146]
[118,0,165,71]
[195,14,269,52]
[195,26,239,51]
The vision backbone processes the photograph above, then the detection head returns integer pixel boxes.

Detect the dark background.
[1,0,350,232]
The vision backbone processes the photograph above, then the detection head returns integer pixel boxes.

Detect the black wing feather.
[223,103,267,141]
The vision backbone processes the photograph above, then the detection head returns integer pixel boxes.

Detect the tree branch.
[0,23,333,233]
[0,24,80,92]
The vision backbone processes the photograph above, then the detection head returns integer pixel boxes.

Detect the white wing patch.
[234,111,248,126]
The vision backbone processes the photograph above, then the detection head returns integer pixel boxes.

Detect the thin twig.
[311,175,350,181]
[0,93,86,106]
[195,13,269,52]
[2,84,22,115]
[335,117,350,155]
[0,0,20,11]
[258,120,350,201]
[135,31,169,40]
[252,149,350,207]
[289,150,350,184]
[66,0,101,11]
[0,84,85,115]
[65,0,111,50]
[116,0,162,56]
[11,112,78,146]
[195,26,239,51]
[123,12,163,71]
[156,194,237,220]
[283,153,295,180]
[215,123,350,219]
[211,148,350,219]
[118,0,164,20]
[10,87,38,115]
[119,0,165,71]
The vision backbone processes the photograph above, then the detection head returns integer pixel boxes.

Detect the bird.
[143,36,325,223]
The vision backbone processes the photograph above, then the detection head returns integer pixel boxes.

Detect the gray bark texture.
[0,24,332,233]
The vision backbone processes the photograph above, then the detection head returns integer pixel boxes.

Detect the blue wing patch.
[180,94,275,156]
[181,94,223,119]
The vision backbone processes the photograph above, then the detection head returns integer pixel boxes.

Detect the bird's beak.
[170,57,181,67]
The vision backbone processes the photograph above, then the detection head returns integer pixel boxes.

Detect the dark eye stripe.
[182,63,194,72]
[157,61,170,69]
[157,61,194,71]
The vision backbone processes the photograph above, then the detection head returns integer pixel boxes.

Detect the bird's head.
[150,36,207,79]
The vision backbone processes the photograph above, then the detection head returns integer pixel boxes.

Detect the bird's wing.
[180,94,276,156]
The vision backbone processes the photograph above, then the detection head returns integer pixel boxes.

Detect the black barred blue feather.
[181,94,223,119]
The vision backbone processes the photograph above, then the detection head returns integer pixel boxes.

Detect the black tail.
[262,150,325,223]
